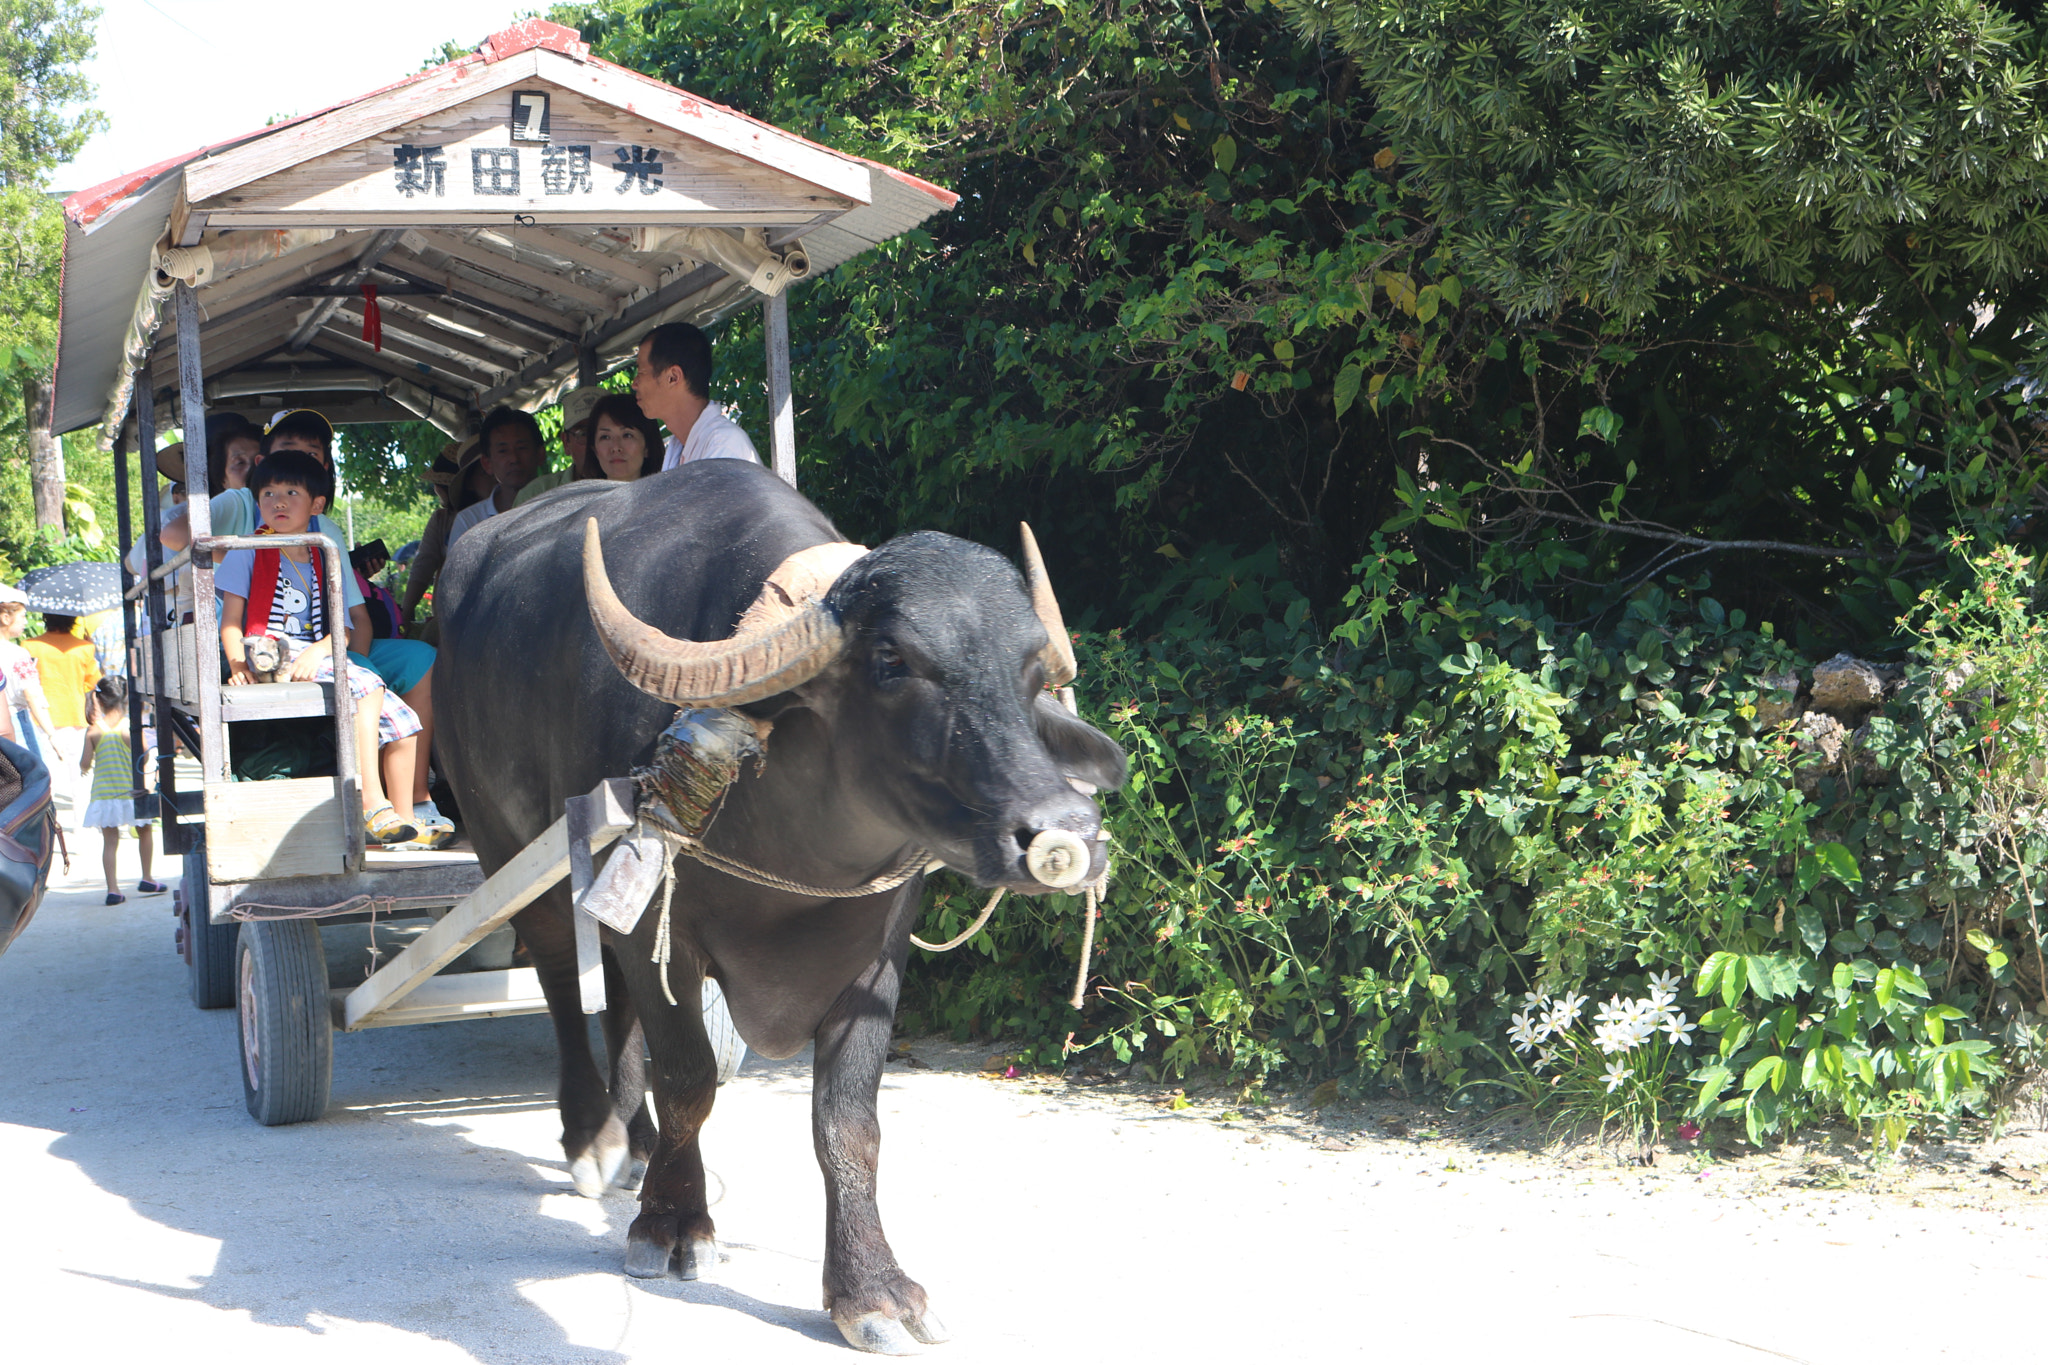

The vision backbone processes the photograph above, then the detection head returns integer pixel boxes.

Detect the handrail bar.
[124,545,193,600]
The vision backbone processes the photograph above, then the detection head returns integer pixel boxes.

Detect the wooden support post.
[342,779,634,1030]
[578,346,599,389]
[111,421,148,828]
[566,789,609,1015]
[134,382,182,849]
[175,283,230,789]
[764,291,796,487]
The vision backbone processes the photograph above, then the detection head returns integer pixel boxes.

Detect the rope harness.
[622,703,1109,1009]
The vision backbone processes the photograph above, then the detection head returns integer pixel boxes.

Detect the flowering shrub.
[901,539,2043,1145]
[1497,975,1698,1145]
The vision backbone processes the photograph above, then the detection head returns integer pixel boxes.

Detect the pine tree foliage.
[1278,0,2048,321]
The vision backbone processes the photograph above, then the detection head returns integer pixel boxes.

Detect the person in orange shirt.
[25,614,103,829]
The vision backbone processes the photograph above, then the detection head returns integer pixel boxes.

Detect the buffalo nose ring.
[1025,829,1092,889]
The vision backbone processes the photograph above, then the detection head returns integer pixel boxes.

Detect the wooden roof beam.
[375,295,543,362]
[378,252,583,340]
[193,232,368,318]
[489,227,662,294]
[313,317,504,387]
[326,304,519,373]
[476,260,731,409]
[154,299,308,387]
[287,229,404,353]
[415,230,619,313]
[301,342,481,414]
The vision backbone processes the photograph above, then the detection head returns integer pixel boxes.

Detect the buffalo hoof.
[675,1233,719,1281]
[906,1310,950,1346]
[835,1312,924,1355]
[568,1142,629,1199]
[621,1233,719,1281]
[622,1238,672,1279]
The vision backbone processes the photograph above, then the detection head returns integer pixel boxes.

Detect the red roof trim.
[479,19,590,63]
[61,47,489,230]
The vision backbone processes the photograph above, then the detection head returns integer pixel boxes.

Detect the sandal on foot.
[105,892,126,906]
[409,803,457,850]
[365,804,420,846]
[137,880,168,894]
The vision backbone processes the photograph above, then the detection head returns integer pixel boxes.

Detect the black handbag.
[0,735,58,956]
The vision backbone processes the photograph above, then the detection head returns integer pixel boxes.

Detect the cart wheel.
[237,919,332,1126]
[183,840,237,1010]
[703,977,745,1085]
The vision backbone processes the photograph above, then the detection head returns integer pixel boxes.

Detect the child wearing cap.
[214,452,429,848]
[154,410,452,842]
[155,409,351,560]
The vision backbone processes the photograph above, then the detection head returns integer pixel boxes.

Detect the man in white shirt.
[447,407,547,548]
[632,322,761,471]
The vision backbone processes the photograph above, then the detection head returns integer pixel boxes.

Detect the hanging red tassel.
[361,281,384,352]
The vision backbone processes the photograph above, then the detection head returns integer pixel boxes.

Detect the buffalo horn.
[582,519,847,706]
[1019,522,1078,687]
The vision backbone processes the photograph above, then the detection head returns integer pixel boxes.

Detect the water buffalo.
[436,459,1125,1353]
[0,735,58,957]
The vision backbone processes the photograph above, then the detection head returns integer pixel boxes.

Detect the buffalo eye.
[873,641,907,681]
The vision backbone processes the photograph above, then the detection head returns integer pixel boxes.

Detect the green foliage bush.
[904,537,2048,1138]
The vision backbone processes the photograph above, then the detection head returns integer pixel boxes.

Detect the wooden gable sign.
[180,45,870,230]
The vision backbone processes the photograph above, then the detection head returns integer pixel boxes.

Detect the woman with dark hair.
[205,413,263,496]
[588,393,666,482]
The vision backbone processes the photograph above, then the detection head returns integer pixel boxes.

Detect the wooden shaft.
[765,290,796,487]
[567,791,608,1015]
[177,284,230,789]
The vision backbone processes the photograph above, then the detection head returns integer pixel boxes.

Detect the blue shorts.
[350,638,435,696]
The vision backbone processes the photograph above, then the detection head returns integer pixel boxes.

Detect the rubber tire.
[703,977,745,1085]
[184,840,237,1010]
[237,919,333,1126]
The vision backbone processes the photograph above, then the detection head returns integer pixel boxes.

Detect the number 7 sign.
[510,90,552,143]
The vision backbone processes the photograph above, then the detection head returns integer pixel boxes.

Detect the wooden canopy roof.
[51,20,956,442]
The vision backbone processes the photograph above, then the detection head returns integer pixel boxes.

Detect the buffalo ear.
[1032,693,1128,792]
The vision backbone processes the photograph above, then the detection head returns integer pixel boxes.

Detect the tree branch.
[1525,509,1860,559]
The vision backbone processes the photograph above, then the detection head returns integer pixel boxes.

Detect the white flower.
[1508,1012,1541,1053]
[1531,1047,1553,1073]
[1603,1060,1632,1093]
[1543,1002,1577,1038]
[1554,991,1589,1022]
[1648,985,1678,1011]
[1523,990,1548,1010]
[1594,1021,1635,1055]
[1662,1013,1696,1047]
[1594,994,1630,1026]
[1647,969,1684,997]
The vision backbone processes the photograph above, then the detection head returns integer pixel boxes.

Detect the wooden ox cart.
[46,20,954,1124]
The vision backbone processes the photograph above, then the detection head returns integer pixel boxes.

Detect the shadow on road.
[0,873,832,1362]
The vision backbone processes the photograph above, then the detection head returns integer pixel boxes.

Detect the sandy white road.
[2,838,2044,1364]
